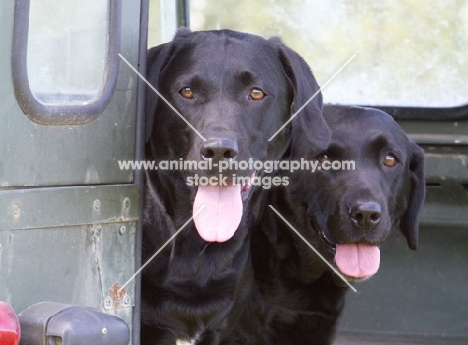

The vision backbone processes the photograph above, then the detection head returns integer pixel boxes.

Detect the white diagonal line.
[118,53,207,141]
[268,205,357,293]
[268,54,357,142]
[118,205,206,293]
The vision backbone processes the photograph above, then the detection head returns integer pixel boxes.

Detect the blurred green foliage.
[150,0,468,107]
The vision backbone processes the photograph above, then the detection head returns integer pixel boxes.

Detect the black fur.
[222,105,425,345]
[141,29,330,345]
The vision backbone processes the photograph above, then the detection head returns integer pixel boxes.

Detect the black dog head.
[291,105,425,281]
[145,29,330,243]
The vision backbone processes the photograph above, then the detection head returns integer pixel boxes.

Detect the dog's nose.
[349,201,381,230]
[201,138,238,161]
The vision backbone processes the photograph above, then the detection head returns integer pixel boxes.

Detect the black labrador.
[222,105,425,345]
[142,29,330,345]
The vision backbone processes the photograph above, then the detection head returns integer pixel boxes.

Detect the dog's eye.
[383,154,398,167]
[249,88,265,100]
[317,154,330,163]
[179,87,194,99]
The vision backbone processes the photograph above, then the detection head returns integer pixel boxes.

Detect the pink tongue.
[335,244,380,278]
[193,185,243,242]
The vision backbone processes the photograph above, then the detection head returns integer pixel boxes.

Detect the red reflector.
[0,302,21,345]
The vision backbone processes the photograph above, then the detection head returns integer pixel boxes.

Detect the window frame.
[370,104,468,121]
[12,0,122,125]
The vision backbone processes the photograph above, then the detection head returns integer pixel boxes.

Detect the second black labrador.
[223,105,425,345]
[142,29,330,345]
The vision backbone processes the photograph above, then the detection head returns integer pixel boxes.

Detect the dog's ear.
[146,29,193,143]
[400,142,426,250]
[270,38,331,156]
[145,43,172,142]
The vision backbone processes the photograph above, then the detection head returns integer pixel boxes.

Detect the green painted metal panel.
[0,185,139,231]
[0,0,141,187]
[338,225,468,342]
[0,1,144,342]
[419,152,468,227]
[0,222,136,335]
[0,184,139,338]
[400,119,468,229]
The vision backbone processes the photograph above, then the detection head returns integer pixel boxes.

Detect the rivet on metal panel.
[123,197,130,209]
[122,295,131,307]
[13,203,20,218]
[91,225,102,236]
[93,199,101,211]
[103,296,113,310]
[119,225,126,235]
